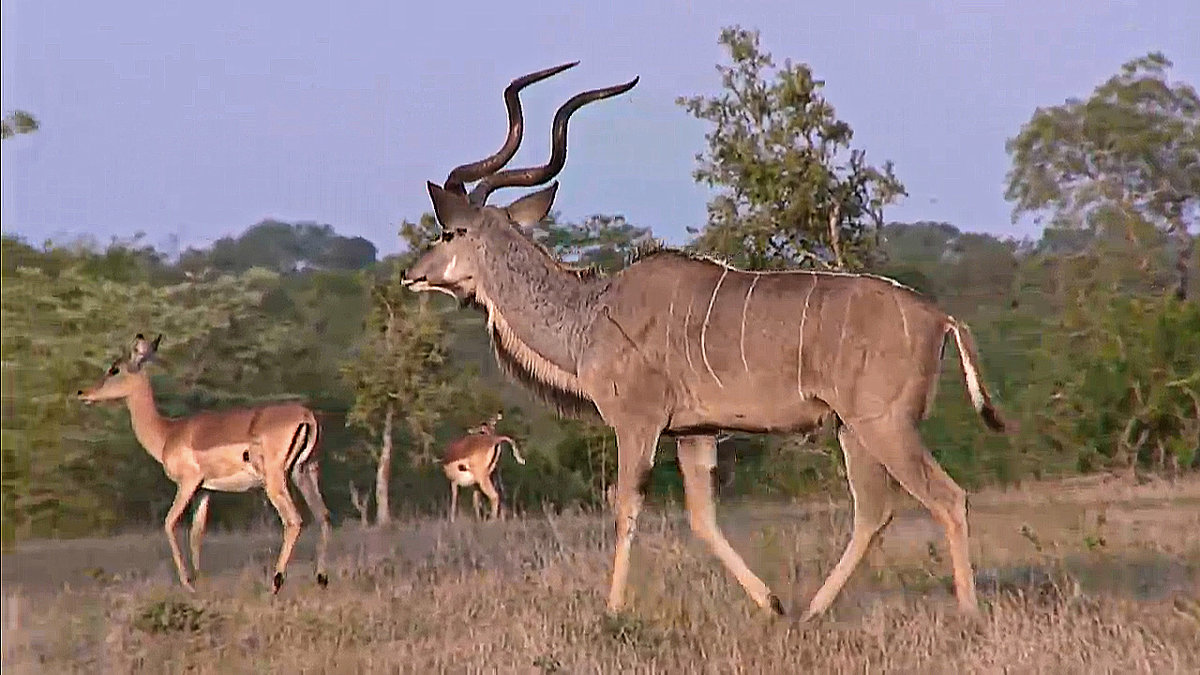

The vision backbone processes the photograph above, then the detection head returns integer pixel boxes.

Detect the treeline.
[3,214,1194,543]
[2,29,1196,544]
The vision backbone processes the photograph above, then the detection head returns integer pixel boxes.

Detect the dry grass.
[3,476,1199,673]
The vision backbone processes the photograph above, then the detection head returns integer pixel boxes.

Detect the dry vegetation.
[3,475,1199,673]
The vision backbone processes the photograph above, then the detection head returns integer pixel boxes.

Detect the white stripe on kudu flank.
[700,268,728,388]
[740,275,759,372]
[796,278,817,395]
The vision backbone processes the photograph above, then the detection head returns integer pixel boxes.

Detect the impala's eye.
[108,365,121,376]
[440,231,454,242]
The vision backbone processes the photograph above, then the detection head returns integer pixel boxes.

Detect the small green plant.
[132,599,212,634]
[599,611,660,649]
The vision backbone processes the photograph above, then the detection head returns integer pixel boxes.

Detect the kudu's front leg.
[607,424,659,613]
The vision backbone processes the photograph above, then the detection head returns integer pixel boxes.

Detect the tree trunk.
[1175,230,1194,301]
[376,406,394,526]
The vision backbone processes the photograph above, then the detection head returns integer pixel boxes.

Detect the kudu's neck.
[123,375,169,463]
[477,232,608,373]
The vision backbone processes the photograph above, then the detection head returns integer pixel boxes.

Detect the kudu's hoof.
[272,572,285,594]
[316,573,329,588]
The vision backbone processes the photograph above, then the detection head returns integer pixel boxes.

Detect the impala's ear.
[427,181,475,228]
[504,183,558,228]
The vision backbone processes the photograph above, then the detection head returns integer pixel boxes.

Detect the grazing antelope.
[77,334,331,593]
[441,412,526,521]
[401,64,1008,620]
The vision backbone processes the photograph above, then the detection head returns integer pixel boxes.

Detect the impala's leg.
[804,426,896,619]
[264,473,303,594]
[188,491,211,579]
[293,462,331,588]
[471,487,484,520]
[607,425,658,613]
[478,473,501,521]
[164,478,203,591]
[856,417,979,616]
[677,435,782,614]
[449,483,459,523]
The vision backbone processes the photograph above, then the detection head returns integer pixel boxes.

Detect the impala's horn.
[467,76,639,206]
[442,62,578,196]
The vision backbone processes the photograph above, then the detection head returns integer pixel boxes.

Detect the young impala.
[441,412,526,521]
[77,334,331,593]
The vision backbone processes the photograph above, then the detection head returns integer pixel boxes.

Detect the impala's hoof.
[768,594,786,617]
[272,572,285,594]
[316,573,329,588]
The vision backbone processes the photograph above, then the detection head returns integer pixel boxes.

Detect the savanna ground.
[3,475,1199,673]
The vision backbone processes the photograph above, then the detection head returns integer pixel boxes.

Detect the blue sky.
[2,0,1196,255]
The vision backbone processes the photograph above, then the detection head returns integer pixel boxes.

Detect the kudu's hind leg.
[856,418,979,616]
[804,427,896,619]
[293,462,331,587]
[264,473,304,594]
[188,491,211,579]
[677,435,782,615]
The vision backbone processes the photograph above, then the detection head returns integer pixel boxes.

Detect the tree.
[1,110,38,140]
[532,213,655,272]
[1005,52,1199,299]
[341,264,459,525]
[183,220,378,275]
[678,26,906,271]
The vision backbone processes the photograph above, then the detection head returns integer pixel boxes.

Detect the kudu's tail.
[946,319,1008,432]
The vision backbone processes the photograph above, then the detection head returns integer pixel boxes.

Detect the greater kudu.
[78,334,332,593]
[402,64,1008,620]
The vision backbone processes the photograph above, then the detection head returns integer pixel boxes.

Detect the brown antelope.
[441,412,526,521]
[77,334,331,593]
[402,64,1008,620]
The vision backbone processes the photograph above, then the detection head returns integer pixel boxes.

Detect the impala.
[77,334,331,593]
[402,64,1008,619]
[442,412,526,521]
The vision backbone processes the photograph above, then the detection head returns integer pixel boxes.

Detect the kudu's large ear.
[504,182,558,229]
[427,181,474,228]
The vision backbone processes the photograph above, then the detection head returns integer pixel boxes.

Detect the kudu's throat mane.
[470,229,606,419]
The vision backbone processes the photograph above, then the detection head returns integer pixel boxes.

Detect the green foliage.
[341,264,462,464]
[1021,244,1200,473]
[180,220,377,274]
[1005,52,1198,301]
[132,599,213,634]
[678,26,905,271]
[1005,53,1199,235]
[1,110,38,139]
[532,213,655,273]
